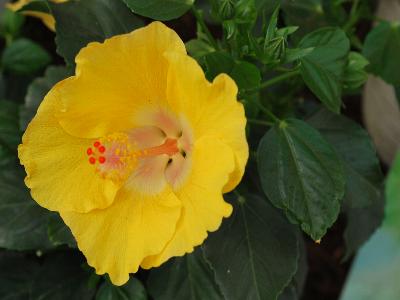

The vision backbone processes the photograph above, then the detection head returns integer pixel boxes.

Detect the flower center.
[86,109,193,192]
[86,133,138,182]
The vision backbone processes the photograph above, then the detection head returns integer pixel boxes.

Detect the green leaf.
[0,163,53,250]
[257,119,345,240]
[0,8,25,38]
[50,0,143,66]
[96,277,147,300]
[31,252,96,300]
[276,26,299,38]
[231,61,261,90]
[0,87,17,165]
[203,51,234,80]
[363,21,400,86]
[282,0,326,39]
[342,191,384,259]
[203,52,261,91]
[343,52,369,90]
[212,0,235,21]
[281,0,347,39]
[263,36,286,66]
[0,252,39,300]
[148,247,222,300]
[20,65,71,130]
[2,38,51,75]
[203,51,260,118]
[18,0,51,13]
[0,252,95,299]
[264,5,279,43]
[279,237,308,300]
[233,0,257,26]
[186,39,215,60]
[0,100,20,151]
[308,108,384,256]
[283,47,314,64]
[3,73,32,103]
[48,214,76,248]
[203,194,299,300]
[255,0,280,13]
[0,145,15,166]
[340,155,400,300]
[299,27,350,112]
[222,19,236,40]
[123,0,194,21]
[307,108,383,200]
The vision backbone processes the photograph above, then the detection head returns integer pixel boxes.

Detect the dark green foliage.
[123,0,194,21]
[2,39,51,75]
[0,100,20,152]
[278,237,308,300]
[0,163,53,251]
[0,251,96,299]
[47,214,76,248]
[203,51,261,91]
[50,0,143,66]
[308,109,384,257]
[0,9,25,39]
[203,195,299,300]
[298,27,350,112]
[0,252,40,300]
[31,252,96,300]
[258,119,345,240]
[148,247,222,300]
[20,65,71,130]
[363,21,400,86]
[96,277,147,300]
[343,52,369,91]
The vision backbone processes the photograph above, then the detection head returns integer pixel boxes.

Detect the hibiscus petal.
[165,52,249,192]
[141,136,234,268]
[18,80,120,213]
[57,21,186,138]
[60,185,181,286]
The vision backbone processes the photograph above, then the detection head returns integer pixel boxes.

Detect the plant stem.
[244,70,300,93]
[247,118,274,126]
[256,102,281,123]
[344,0,360,32]
[260,70,300,90]
[191,6,219,50]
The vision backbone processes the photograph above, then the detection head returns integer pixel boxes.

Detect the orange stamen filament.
[140,138,179,157]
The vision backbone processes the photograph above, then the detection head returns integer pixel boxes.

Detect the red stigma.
[87,141,107,165]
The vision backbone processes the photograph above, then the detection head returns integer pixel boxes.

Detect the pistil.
[140,138,179,157]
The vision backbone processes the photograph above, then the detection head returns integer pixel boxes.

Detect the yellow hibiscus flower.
[18,22,248,285]
[7,0,67,31]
